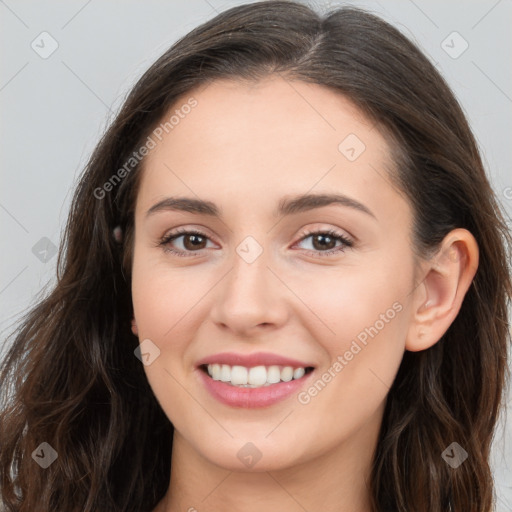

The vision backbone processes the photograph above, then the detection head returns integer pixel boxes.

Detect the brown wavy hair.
[1,1,511,511]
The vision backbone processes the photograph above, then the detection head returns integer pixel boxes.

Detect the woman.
[1,1,510,511]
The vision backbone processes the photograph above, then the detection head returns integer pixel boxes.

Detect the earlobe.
[405,228,479,352]
[131,318,139,336]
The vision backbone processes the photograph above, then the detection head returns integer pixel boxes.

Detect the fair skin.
[129,75,478,512]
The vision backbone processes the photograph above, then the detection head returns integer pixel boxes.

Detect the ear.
[131,318,139,337]
[405,228,479,352]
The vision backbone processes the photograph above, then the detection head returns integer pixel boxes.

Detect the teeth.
[293,367,305,379]
[248,366,267,386]
[211,364,221,381]
[281,366,293,382]
[267,365,281,383]
[206,363,309,387]
[220,364,230,382]
[230,365,248,385]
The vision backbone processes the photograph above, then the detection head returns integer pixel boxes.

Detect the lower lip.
[197,368,314,408]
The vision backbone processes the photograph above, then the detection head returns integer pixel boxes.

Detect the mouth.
[199,363,315,388]
[196,362,316,408]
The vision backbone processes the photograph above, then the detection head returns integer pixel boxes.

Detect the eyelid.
[292,227,354,257]
[295,226,353,244]
[160,225,219,244]
[159,226,218,250]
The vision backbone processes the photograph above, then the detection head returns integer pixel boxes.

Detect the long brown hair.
[1,2,511,511]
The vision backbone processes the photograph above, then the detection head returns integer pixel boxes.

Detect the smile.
[203,363,313,387]
[194,351,316,408]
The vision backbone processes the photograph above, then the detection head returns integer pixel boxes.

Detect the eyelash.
[158,227,353,258]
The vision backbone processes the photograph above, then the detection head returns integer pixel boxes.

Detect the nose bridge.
[229,244,269,300]
[211,237,288,332]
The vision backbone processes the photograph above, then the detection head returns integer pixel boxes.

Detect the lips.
[195,351,315,369]
[194,351,316,408]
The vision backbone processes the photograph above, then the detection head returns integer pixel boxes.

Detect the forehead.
[136,76,408,226]
[152,75,381,164]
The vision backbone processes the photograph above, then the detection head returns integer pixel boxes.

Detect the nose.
[209,247,290,337]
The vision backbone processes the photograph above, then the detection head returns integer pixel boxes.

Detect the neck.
[156,405,383,512]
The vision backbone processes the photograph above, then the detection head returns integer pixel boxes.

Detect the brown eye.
[310,233,338,251]
[181,233,208,251]
[295,229,353,257]
[159,229,214,257]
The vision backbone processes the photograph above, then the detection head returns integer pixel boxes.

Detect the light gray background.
[1,0,511,509]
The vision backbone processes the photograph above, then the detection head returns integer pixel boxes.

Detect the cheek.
[290,255,411,408]
[130,253,210,426]
[131,250,214,339]
[289,258,411,349]
[293,278,408,443]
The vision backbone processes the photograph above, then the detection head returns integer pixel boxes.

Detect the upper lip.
[195,351,315,369]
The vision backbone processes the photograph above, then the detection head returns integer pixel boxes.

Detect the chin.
[195,438,307,473]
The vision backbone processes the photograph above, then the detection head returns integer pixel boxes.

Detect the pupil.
[185,234,205,250]
[313,234,335,251]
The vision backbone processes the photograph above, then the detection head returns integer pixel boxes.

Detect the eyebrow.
[145,193,376,220]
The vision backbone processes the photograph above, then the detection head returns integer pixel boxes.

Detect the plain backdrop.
[1,0,511,509]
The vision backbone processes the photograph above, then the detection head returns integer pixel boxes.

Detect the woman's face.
[131,76,420,472]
